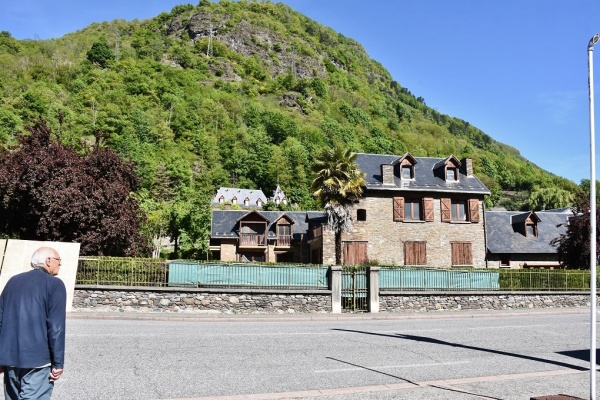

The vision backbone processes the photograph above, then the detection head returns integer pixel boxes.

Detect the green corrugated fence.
[168,261,329,289]
[379,267,500,291]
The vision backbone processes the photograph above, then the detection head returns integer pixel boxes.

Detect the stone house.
[308,152,491,267]
[484,208,572,268]
[210,152,491,267]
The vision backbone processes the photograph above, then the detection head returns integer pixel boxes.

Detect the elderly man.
[0,247,67,400]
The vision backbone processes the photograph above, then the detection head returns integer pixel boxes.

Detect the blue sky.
[1,1,599,184]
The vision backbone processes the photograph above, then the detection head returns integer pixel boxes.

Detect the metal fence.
[499,269,594,291]
[342,267,368,312]
[76,257,329,290]
[77,257,169,286]
[379,266,595,291]
[76,257,597,292]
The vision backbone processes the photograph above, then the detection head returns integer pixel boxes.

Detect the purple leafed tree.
[0,119,149,256]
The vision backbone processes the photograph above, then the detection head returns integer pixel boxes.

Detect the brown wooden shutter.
[393,197,404,221]
[468,199,480,223]
[441,198,451,222]
[404,241,427,265]
[423,198,434,221]
[451,242,472,266]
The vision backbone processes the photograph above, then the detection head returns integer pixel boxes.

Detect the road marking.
[161,368,586,400]
[314,360,470,373]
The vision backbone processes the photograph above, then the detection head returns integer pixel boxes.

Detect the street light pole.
[588,32,599,400]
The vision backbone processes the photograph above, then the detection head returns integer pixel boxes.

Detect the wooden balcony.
[276,235,292,247]
[239,233,266,247]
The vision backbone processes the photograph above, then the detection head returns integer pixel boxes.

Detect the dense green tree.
[528,187,574,210]
[86,36,115,68]
[310,145,365,264]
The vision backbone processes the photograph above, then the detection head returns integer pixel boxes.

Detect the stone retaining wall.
[73,288,332,314]
[72,287,595,315]
[380,292,594,313]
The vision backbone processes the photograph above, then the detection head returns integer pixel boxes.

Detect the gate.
[341,266,368,312]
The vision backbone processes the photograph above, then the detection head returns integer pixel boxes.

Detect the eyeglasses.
[48,257,61,262]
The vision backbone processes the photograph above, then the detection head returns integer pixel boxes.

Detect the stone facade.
[329,193,487,267]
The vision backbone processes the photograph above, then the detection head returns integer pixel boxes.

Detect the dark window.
[401,165,413,179]
[451,200,467,221]
[404,199,422,221]
[447,167,457,181]
[357,209,367,221]
[526,223,538,237]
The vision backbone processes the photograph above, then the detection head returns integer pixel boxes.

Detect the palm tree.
[310,145,366,264]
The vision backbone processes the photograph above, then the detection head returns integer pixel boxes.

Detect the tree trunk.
[335,229,342,265]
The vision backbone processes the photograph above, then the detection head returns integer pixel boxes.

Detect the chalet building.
[484,208,572,268]
[308,153,491,267]
[210,210,321,262]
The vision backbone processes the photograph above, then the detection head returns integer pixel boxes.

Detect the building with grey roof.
[212,187,267,209]
[484,208,572,268]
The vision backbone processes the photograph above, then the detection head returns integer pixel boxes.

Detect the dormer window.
[232,196,237,205]
[526,222,538,237]
[244,197,250,206]
[219,195,225,204]
[398,155,416,180]
[256,198,263,207]
[446,167,458,181]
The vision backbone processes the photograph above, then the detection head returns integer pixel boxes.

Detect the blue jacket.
[0,268,67,369]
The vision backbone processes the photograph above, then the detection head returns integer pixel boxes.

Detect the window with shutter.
[393,197,404,221]
[404,241,426,265]
[404,198,421,220]
[451,242,472,266]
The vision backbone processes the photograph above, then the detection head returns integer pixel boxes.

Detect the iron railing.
[77,257,168,287]
[379,267,596,291]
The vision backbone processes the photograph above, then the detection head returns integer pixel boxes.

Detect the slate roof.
[212,187,267,207]
[211,210,325,240]
[485,209,572,254]
[354,153,490,195]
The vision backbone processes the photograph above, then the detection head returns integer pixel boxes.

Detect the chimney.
[381,164,394,185]
[461,158,473,176]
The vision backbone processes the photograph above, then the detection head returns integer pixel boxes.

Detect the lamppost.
[588,32,599,400]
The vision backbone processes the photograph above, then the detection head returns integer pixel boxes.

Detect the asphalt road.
[5,309,599,400]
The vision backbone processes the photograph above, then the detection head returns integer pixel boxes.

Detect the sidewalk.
[67,306,592,322]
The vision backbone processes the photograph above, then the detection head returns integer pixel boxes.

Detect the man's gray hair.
[30,247,54,269]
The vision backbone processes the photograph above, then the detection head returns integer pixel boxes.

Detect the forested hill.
[0,1,579,217]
